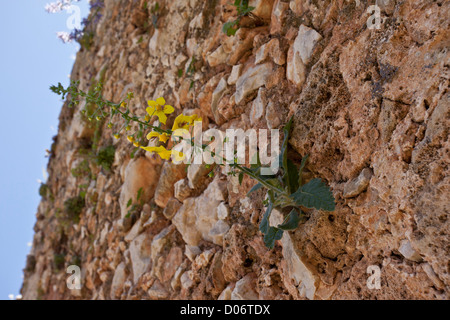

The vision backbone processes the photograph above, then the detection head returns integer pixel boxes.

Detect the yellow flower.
[172,114,202,131]
[120,101,127,108]
[113,134,120,139]
[146,97,174,125]
[127,135,135,143]
[140,146,173,160]
[133,141,141,147]
[146,131,170,143]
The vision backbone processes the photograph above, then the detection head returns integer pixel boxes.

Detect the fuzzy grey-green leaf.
[278,209,301,231]
[264,227,283,249]
[247,183,263,196]
[259,203,273,234]
[290,178,335,211]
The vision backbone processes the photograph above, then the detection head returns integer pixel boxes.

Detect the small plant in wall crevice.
[223,0,256,36]
[50,82,336,249]
[244,119,335,248]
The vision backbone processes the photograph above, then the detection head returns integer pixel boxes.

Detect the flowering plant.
[51,81,335,248]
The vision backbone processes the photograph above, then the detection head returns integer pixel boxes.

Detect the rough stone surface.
[172,177,228,246]
[154,161,186,208]
[119,157,160,219]
[21,0,450,301]
[286,24,322,87]
[231,273,259,300]
[343,168,373,198]
[250,88,266,125]
[235,63,273,104]
[129,232,152,284]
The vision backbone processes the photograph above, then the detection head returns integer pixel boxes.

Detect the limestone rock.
[187,164,214,189]
[211,78,229,124]
[231,273,259,300]
[110,262,127,299]
[174,179,192,202]
[172,177,228,246]
[148,281,169,299]
[218,283,235,300]
[235,62,273,104]
[270,0,289,34]
[286,25,322,87]
[255,38,285,65]
[249,0,275,21]
[399,240,422,262]
[163,198,183,220]
[265,100,286,129]
[250,88,266,125]
[228,64,243,85]
[207,45,228,67]
[196,74,222,119]
[270,209,319,299]
[129,232,152,284]
[124,220,142,242]
[209,220,230,245]
[343,168,373,198]
[151,225,176,269]
[228,27,268,66]
[217,202,230,220]
[180,271,194,291]
[154,161,186,208]
[185,245,202,262]
[119,157,160,219]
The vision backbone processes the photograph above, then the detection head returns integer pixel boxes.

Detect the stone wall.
[21,0,449,300]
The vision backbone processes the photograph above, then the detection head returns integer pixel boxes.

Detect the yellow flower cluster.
[119,96,202,161]
[141,102,202,160]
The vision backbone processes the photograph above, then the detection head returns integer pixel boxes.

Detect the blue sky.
[0,0,89,299]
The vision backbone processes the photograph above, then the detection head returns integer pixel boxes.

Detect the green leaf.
[286,159,299,193]
[298,154,309,186]
[265,178,283,189]
[126,198,133,208]
[239,6,255,16]
[238,172,244,185]
[222,20,239,36]
[259,203,273,235]
[290,178,335,211]
[277,209,301,231]
[137,187,144,202]
[264,227,283,249]
[247,183,263,196]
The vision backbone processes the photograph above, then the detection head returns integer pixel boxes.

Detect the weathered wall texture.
[22,0,449,300]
